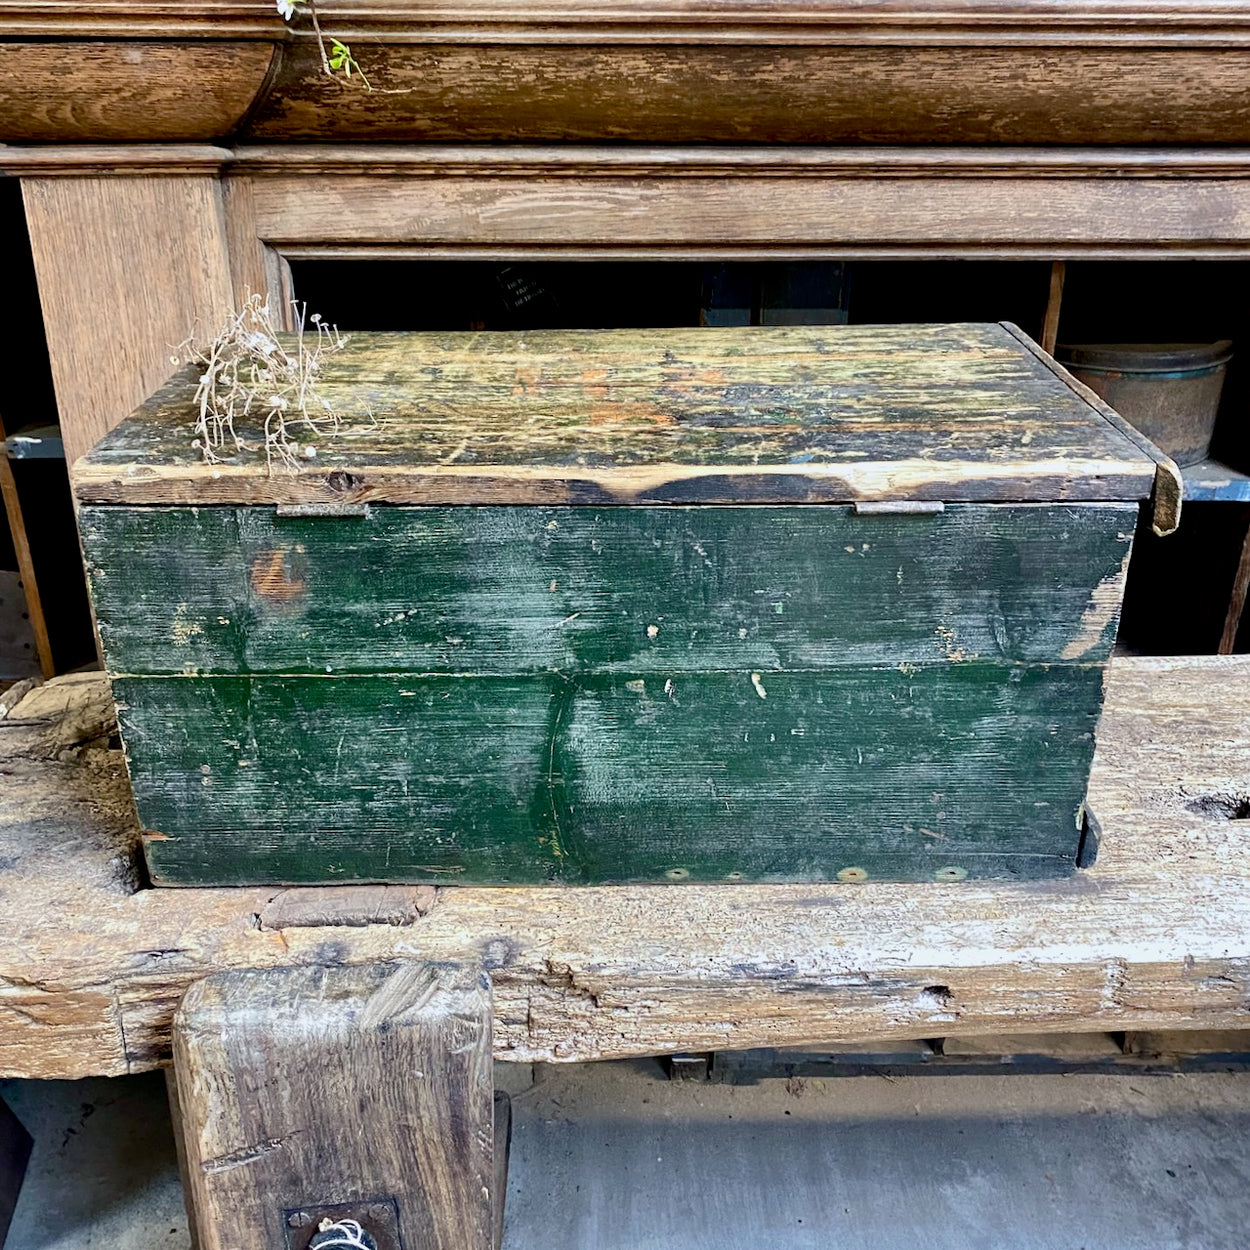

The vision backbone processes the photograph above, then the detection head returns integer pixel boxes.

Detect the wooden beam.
[1041,259,1066,355]
[224,146,1250,175]
[0,42,274,143]
[21,175,237,469]
[0,656,1248,1079]
[247,171,1250,256]
[0,411,53,676]
[0,146,232,176]
[17,142,1250,178]
[174,962,496,1250]
[7,10,1250,149]
[1219,513,1250,654]
[13,145,1250,261]
[4,1,1250,42]
[246,42,1250,145]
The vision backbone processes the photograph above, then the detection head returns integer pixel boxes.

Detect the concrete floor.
[3,1061,1249,1249]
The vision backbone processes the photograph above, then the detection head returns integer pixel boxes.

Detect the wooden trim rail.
[15,145,1250,467]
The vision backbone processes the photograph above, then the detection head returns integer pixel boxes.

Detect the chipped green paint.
[122,663,1104,887]
[73,323,1152,887]
[82,500,1135,886]
[81,503,1135,676]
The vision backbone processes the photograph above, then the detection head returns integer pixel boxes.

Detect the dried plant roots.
[181,296,361,473]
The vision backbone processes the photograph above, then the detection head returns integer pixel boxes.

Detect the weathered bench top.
[73,323,1169,514]
[0,655,1247,1080]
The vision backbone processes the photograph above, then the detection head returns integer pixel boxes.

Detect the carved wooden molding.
[11,144,1250,263]
[11,143,1250,179]
[5,2,1250,40]
[227,144,1250,177]
[0,145,233,176]
[4,4,1250,142]
[0,3,286,37]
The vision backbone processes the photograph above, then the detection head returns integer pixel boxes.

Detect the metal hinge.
[853,500,945,516]
[276,503,371,519]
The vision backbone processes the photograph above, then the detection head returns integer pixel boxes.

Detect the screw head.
[287,1211,313,1229]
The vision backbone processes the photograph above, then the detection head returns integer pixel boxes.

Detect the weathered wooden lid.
[74,321,1179,532]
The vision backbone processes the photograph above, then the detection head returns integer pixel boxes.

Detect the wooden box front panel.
[80,501,1136,886]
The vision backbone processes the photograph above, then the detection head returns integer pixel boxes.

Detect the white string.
[313,1219,373,1249]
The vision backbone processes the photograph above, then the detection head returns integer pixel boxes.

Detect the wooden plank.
[118,662,1105,886]
[13,142,1250,182]
[73,323,1157,507]
[0,3,285,36]
[228,146,1250,176]
[0,146,232,176]
[174,962,494,1250]
[244,170,1250,256]
[0,42,274,143]
[1040,260,1066,356]
[22,175,237,470]
[2,656,1249,1076]
[0,412,54,676]
[80,503,1135,675]
[10,6,1250,150]
[492,1092,510,1250]
[221,176,272,313]
[121,672,560,886]
[1219,514,1250,654]
[5,144,1244,181]
[244,43,1250,144]
[13,146,1250,262]
[4,1,1250,42]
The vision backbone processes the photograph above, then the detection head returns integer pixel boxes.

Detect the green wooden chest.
[74,322,1175,887]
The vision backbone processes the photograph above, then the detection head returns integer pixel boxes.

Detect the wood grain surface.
[5,1,1250,41]
[1219,519,1250,655]
[245,43,1250,144]
[0,1,285,37]
[117,663,1105,885]
[23,176,236,470]
[80,498,1135,886]
[240,164,1250,267]
[80,504,1134,675]
[0,412,53,677]
[11,145,1250,265]
[175,961,494,1250]
[0,657,1247,1077]
[5,7,1250,146]
[73,324,1157,507]
[6,5,1250,145]
[0,42,274,143]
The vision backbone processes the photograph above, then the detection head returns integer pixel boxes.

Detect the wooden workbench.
[1,654,1247,1083]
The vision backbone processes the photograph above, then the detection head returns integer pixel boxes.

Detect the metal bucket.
[1056,341,1233,467]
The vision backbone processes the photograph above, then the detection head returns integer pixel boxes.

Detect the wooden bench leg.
[171,962,499,1250]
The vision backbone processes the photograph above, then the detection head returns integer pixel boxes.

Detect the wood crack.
[201,1133,298,1176]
